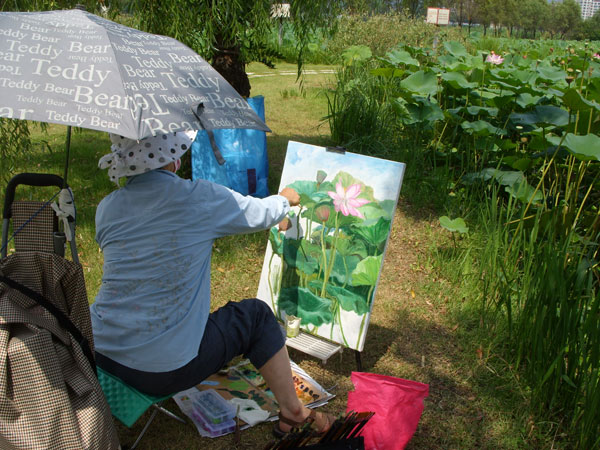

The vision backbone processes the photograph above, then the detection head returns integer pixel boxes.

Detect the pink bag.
[346,372,429,450]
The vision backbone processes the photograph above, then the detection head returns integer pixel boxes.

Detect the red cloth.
[346,372,429,450]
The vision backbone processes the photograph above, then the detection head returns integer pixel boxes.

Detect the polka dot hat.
[99,131,197,185]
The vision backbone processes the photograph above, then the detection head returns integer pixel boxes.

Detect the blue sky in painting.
[280,141,405,201]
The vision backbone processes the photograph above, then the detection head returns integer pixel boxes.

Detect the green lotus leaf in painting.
[441,72,478,90]
[439,216,468,234]
[278,287,334,326]
[400,70,438,97]
[547,134,600,161]
[331,171,376,202]
[308,281,369,315]
[282,239,320,275]
[268,227,284,255]
[351,255,383,287]
[329,252,361,286]
[288,180,318,206]
[335,234,368,259]
[350,216,391,249]
[324,284,369,315]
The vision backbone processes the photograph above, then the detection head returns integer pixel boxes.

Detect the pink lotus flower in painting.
[486,51,504,65]
[328,182,370,219]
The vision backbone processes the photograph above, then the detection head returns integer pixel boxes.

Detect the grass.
[0,62,561,449]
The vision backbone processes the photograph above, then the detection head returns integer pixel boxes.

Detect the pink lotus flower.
[327,182,370,219]
[486,51,504,65]
[594,53,600,60]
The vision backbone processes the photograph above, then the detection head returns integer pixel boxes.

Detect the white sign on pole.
[271,3,291,18]
[426,7,450,25]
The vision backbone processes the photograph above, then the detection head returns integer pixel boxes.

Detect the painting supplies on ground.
[173,359,334,437]
[263,410,374,450]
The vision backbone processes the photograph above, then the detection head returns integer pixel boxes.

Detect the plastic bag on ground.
[346,372,429,450]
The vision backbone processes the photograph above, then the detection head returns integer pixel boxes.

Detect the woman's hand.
[279,187,300,207]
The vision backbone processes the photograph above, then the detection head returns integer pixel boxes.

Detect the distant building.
[576,0,600,19]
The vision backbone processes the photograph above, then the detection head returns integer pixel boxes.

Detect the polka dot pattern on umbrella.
[99,131,197,185]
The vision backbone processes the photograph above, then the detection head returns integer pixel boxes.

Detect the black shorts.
[95,298,285,396]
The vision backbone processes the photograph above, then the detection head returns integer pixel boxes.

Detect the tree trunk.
[211,41,251,98]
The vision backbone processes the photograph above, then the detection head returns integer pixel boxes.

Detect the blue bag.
[191,96,269,198]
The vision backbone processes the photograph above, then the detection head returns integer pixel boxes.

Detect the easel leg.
[354,350,362,371]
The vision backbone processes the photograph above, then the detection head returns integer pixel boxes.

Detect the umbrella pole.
[63,126,71,187]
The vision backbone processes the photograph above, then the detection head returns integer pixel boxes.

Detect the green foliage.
[328,35,600,446]
[128,0,341,70]
[324,13,465,63]
[0,120,32,186]
[439,216,468,234]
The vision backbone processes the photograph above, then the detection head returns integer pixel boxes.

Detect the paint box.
[192,389,236,425]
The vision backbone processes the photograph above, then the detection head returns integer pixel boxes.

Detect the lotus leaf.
[405,98,444,124]
[562,89,600,113]
[383,49,419,67]
[331,172,376,202]
[441,72,478,90]
[350,216,391,249]
[335,236,368,259]
[400,71,438,97]
[503,157,533,171]
[439,216,468,234]
[505,180,543,203]
[455,106,499,117]
[288,180,318,206]
[278,287,334,326]
[516,93,543,108]
[323,284,369,315]
[342,45,372,65]
[537,66,567,83]
[444,41,468,58]
[282,238,320,275]
[548,134,600,161]
[268,227,284,255]
[328,252,361,286]
[510,105,569,127]
[462,120,507,136]
[351,255,382,287]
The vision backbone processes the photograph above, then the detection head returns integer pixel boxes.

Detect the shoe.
[272,409,336,439]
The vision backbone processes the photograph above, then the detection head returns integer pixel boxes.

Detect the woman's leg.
[258,345,333,432]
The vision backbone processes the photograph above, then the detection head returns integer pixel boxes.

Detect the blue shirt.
[90,170,289,372]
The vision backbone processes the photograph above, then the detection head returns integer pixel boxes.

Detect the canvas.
[257,141,405,351]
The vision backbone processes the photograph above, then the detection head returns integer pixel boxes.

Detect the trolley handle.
[3,173,66,219]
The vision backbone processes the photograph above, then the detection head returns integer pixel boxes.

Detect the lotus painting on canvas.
[257,141,405,351]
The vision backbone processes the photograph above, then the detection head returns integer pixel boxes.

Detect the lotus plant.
[485,51,504,65]
[328,182,370,218]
